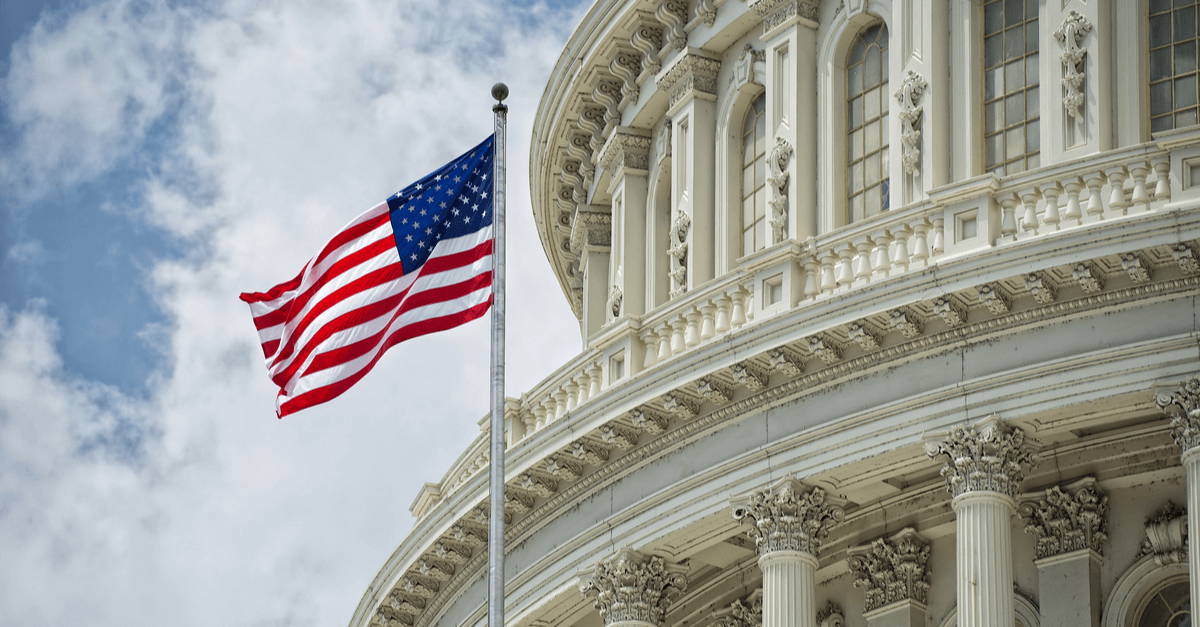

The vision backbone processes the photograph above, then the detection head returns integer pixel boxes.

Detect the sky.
[0,0,589,624]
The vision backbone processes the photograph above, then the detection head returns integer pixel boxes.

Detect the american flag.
[240,136,495,417]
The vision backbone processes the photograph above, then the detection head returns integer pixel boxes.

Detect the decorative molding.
[599,129,652,174]
[749,0,819,36]
[609,49,643,111]
[807,335,842,365]
[1171,242,1199,274]
[697,377,733,404]
[1136,502,1188,566]
[1018,477,1108,559]
[1120,252,1151,283]
[519,473,558,498]
[977,283,1011,315]
[730,361,769,391]
[847,321,882,350]
[932,296,966,327]
[1156,374,1200,452]
[656,122,672,163]
[1072,262,1105,293]
[600,424,639,450]
[816,602,844,627]
[767,136,793,244]
[579,548,689,626]
[663,392,699,418]
[895,71,927,177]
[669,210,691,298]
[923,414,1039,499]
[768,347,804,376]
[571,440,610,465]
[731,478,845,556]
[655,0,689,52]
[630,407,670,433]
[1024,272,1057,304]
[847,528,931,612]
[889,308,923,339]
[1054,11,1092,119]
[607,284,623,323]
[732,44,766,92]
[545,455,583,480]
[631,20,664,77]
[656,51,721,110]
[714,590,763,627]
[696,0,717,27]
[570,208,612,253]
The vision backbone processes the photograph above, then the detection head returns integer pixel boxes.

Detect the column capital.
[1137,501,1188,567]
[731,478,845,557]
[847,527,931,613]
[923,414,1039,499]
[578,548,688,627]
[1018,476,1108,559]
[599,127,652,186]
[713,590,763,627]
[570,205,613,254]
[655,48,721,114]
[747,0,819,39]
[1156,374,1200,453]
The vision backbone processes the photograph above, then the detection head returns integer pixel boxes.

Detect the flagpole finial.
[492,82,509,104]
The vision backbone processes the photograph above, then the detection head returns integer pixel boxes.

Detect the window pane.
[743,164,753,194]
[755,215,765,248]
[1026,86,1040,120]
[849,40,865,66]
[1006,27,1025,60]
[1153,113,1175,132]
[1005,0,1023,26]
[849,63,863,97]
[877,25,889,49]
[1026,21,1038,54]
[985,1,1004,32]
[743,229,753,256]
[985,34,1004,67]
[865,185,882,217]
[866,153,880,186]
[1176,74,1198,108]
[1141,597,1172,627]
[850,194,864,223]
[1006,92,1025,125]
[755,126,765,158]
[1178,41,1198,74]
[1152,13,1172,43]
[881,179,890,211]
[881,146,889,173]
[985,133,1003,166]
[743,133,754,165]
[1006,126,1025,160]
[1152,80,1175,116]
[1153,0,1172,12]
[865,47,882,85]
[1152,47,1173,81]
[756,188,766,220]
[755,156,765,187]
[880,112,888,141]
[1177,0,1195,7]
[1008,157,1025,175]
[1025,0,1037,17]
[1177,7,1197,42]
[1025,152,1039,170]
[743,196,754,225]
[1026,119,1040,153]
[865,86,880,120]
[1178,109,1199,126]
[850,128,864,160]
[1005,60,1024,94]
[985,66,1003,100]
[851,161,864,192]
[865,121,881,153]
[881,87,890,114]
[1026,52,1039,85]
[849,96,863,128]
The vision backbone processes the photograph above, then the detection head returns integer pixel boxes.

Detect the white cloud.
[6,239,46,264]
[0,1,586,626]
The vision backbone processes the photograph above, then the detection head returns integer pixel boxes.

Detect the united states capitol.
[350,1,1200,627]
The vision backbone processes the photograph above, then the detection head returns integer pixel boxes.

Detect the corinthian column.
[731,478,844,627]
[924,415,1039,627]
[578,548,688,627]
[1156,374,1200,613]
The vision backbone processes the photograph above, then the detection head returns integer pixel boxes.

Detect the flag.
[240,135,495,417]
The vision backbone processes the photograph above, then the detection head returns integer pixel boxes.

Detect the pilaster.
[657,49,720,294]
[1018,476,1108,627]
[572,204,612,339]
[1155,374,1200,611]
[731,478,844,627]
[892,0,948,204]
[924,415,1039,627]
[750,0,818,241]
[948,0,983,180]
[578,548,688,627]
[600,128,652,320]
[1043,1,1112,162]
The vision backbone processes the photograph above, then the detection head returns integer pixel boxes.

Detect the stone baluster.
[930,217,945,256]
[579,549,689,627]
[731,287,749,327]
[589,363,603,398]
[1018,187,1040,234]
[537,397,553,430]
[525,403,541,435]
[1038,182,1061,231]
[835,245,856,288]
[743,283,755,322]
[553,387,568,420]
[1084,171,1106,220]
[848,528,930,627]
[732,479,844,627]
[715,294,733,333]
[641,328,659,368]
[999,194,1019,240]
[566,380,580,410]
[1155,374,1200,613]
[1062,177,1084,224]
[802,260,821,300]
[819,251,838,293]
[656,323,674,362]
[852,236,874,282]
[891,227,911,272]
[910,221,930,267]
[1129,161,1151,212]
[670,316,687,354]
[700,302,717,341]
[924,415,1039,627]
[684,308,702,348]
[1152,156,1171,202]
[872,232,893,278]
[1105,166,1128,216]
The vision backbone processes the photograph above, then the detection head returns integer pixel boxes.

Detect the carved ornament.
[816,602,844,627]
[932,296,966,327]
[923,415,1039,499]
[599,129,652,174]
[1137,502,1188,566]
[767,136,793,244]
[894,71,927,177]
[1156,374,1200,453]
[1018,477,1108,559]
[656,52,721,110]
[714,590,762,627]
[631,20,664,77]
[655,0,689,52]
[578,549,688,626]
[731,478,845,556]
[1054,11,1092,119]
[733,44,766,92]
[847,528,931,612]
[749,0,819,36]
[569,208,612,254]
[606,284,623,322]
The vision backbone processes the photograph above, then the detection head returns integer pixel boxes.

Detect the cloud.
[0,0,586,626]
[5,239,45,264]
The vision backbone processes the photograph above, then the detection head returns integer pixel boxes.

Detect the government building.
[351,1,1200,626]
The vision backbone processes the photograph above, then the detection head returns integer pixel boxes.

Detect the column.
[579,548,689,627]
[924,415,1039,627]
[750,0,818,240]
[656,49,720,293]
[1017,476,1107,627]
[571,204,612,339]
[847,528,930,627]
[1155,374,1200,612]
[599,128,652,319]
[731,478,845,627]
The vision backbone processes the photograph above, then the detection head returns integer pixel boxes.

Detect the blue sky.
[0,1,587,624]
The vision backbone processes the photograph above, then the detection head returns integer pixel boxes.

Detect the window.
[1150,0,1200,132]
[983,0,1039,175]
[741,95,767,255]
[1137,579,1191,627]
[847,23,889,223]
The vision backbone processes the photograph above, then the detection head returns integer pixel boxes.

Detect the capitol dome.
[351,2,1200,627]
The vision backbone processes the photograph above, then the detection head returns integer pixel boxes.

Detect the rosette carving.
[923,415,1039,499]
[847,528,931,612]
[731,478,845,556]
[1157,374,1200,453]
[1018,477,1108,559]
[579,549,688,626]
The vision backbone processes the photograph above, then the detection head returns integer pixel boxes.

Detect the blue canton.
[386,135,495,274]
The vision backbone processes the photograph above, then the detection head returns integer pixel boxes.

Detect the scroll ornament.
[1054,11,1092,119]
[895,71,927,177]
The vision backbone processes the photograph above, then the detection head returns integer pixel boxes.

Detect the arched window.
[1150,0,1200,132]
[847,23,889,224]
[1136,579,1191,627]
[983,0,1039,175]
[741,94,767,255]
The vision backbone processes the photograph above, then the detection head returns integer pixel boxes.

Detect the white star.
[419,241,426,248]
[452,209,460,216]
[416,183,423,190]
[472,203,479,211]
[421,208,429,215]
[425,227,433,235]
[481,192,488,199]
[405,234,413,242]
[411,254,418,260]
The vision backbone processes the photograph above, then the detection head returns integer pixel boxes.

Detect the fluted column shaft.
[1184,447,1200,611]
[953,492,1015,627]
[759,550,817,627]
[1156,376,1200,612]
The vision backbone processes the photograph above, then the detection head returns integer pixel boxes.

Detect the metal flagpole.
[488,82,508,627]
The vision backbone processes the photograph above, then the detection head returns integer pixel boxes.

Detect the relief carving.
[894,71,927,177]
[1018,477,1108,559]
[731,479,845,556]
[1054,11,1092,119]
[579,549,689,626]
[923,415,1039,499]
[847,528,931,612]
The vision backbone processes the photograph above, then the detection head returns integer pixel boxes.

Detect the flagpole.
[488,82,509,627]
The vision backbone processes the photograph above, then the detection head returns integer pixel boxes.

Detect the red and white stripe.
[240,202,492,417]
